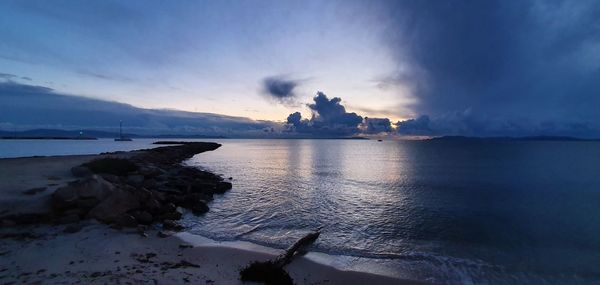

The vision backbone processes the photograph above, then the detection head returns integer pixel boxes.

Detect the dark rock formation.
[2,142,231,230]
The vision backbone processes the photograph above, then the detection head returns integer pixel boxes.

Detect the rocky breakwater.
[3,142,232,234]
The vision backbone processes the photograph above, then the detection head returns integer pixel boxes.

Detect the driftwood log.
[240,229,321,285]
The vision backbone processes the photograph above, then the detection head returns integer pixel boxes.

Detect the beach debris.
[160,260,200,270]
[240,229,321,285]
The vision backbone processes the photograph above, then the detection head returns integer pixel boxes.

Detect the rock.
[51,185,78,210]
[75,198,101,210]
[63,224,83,233]
[163,220,184,231]
[157,230,175,238]
[115,215,137,228]
[159,210,182,221]
[142,179,158,189]
[1,219,16,227]
[56,213,80,224]
[87,189,140,223]
[23,187,47,195]
[139,166,164,178]
[71,166,93,177]
[133,211,153,225]
[144,198,162,214]
[214,181,232,194]
[100,174,121,184]
[191,201,209,215]
[127,175,145,186]
[159,202,177,214]
[52,175,115,210]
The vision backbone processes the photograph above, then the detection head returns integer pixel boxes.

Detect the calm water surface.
[185,139,600,284]
[2,138,599,284]
[0,138,192,158]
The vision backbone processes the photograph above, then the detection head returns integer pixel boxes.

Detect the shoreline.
[0,143,426,284]
[1,222,423,285]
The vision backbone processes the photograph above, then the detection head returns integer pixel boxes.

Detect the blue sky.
[0,0,403,122]
[1,0,599,137]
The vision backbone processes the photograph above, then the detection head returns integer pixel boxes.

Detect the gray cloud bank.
[373,0,600,138]
[0,80,275,137]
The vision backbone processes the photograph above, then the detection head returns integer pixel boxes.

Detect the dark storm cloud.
[0,81,274,136]
[362,117,392,134]
[396,112,599,138]
[0,80,53,94]
[262,76,299,105]
[378,0,600,137]
[286,92,363,136]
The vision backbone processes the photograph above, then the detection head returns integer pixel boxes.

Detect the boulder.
[127,175,145,186]
[56,213,80,224]
[22,187,46,195]
[63,224,83,234]
[133,211,153,225]
[71,166,93,177]
[163,220,184,231]
[144,198,163,214]
[100,174,121,184]
[52,175,115,210]
[52,186,78,210]
[215,181,232,194]
[76,198,101,210]
[87,189,140,223]
[115,214,137,228]
[191,201,209,215]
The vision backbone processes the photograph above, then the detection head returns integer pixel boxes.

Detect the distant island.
[428,135,600,142]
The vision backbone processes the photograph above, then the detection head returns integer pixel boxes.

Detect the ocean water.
[2,138,600,284]
[183,139,600,284]
[0,138,186,158]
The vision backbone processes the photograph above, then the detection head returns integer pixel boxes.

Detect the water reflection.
[185,139,600,284]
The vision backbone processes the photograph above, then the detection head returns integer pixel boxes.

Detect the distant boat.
[114,121,133,141]
[377,139,383,142]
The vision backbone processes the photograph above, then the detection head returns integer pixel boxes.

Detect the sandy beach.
[0,147,424,285]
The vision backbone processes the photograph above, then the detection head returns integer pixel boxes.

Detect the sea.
[2,138,600,284]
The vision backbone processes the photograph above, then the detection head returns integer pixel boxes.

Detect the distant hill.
[0,129,227,139]
[428,135,599,142]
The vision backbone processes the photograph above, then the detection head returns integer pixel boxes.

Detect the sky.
[1,0,599,137]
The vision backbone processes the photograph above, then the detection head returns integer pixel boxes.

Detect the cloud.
[0,73,17,80]
[0,80,53,94]
[396,111,600,138]
[285,91,363,136]
[396,115,432,135]
[261,76,299,105]
[362,117,392,134]
[375,0,600,136]
[0,81,276,137]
